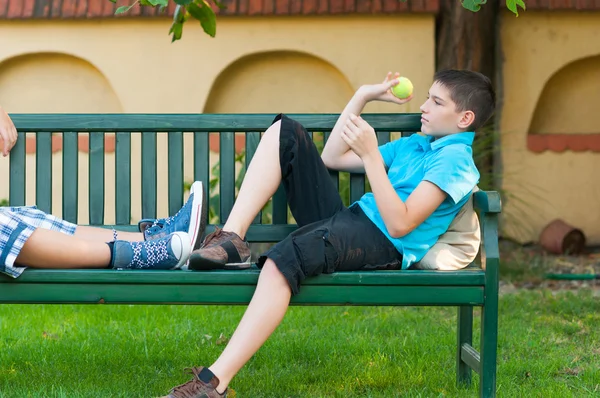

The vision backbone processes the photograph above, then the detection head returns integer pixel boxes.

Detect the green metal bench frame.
[1,113,501,397]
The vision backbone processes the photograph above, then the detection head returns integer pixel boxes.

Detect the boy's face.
[419,81,474,137]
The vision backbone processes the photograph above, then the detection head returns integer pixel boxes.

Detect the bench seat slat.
[0,269,484,286]
[0,283,484,306]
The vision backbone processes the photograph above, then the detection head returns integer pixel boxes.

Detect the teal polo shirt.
[355,132,480,269]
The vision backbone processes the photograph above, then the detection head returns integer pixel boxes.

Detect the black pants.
[257,114,402,295]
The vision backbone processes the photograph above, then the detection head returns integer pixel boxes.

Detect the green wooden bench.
[1,114,501,397]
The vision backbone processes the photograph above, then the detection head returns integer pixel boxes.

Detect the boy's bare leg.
[208,258,291,392]
[222,120,282,239]
[16,228,111,268]
[74,225,144,242]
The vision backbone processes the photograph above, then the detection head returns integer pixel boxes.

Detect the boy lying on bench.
[160,69,495,397]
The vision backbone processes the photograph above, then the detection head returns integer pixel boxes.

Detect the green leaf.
[174,0,194,5]
[169,21,184,42]
[188,1,217,37]
[461,0,487,12]
[506,0,526,16]
[115,3,136,14]
[109,0,117,3]
[148,0,168,5]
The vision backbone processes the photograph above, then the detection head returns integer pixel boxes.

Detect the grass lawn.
[0,289,599,397]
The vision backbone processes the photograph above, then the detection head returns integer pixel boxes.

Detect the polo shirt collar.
[430,132,475,150]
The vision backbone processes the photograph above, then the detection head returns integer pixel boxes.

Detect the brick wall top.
[0,0,440,19]
[524,0,600,11]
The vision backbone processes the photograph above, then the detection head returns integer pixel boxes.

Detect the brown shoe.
[188,227,252,271]
[161,366,228,398]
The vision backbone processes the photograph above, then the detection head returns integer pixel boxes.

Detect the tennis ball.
[391,77,414,99]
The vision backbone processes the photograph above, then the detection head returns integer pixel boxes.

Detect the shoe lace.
[201,227,227,247]
[150,192,194,229]
[130,239,170,268]
[168,367,204,398]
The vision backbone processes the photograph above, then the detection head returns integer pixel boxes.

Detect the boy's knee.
[261,258,289,287]
[265,119,282,138]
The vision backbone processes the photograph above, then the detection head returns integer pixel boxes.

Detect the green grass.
[0,289,599,397]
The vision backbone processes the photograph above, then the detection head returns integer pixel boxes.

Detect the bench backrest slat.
[168,131,184,217]
[8,131,26,207]
[36,132,53,214]
[193,131,210,212]
[245,132,261,224]
[62,132,79,224]
[141,132,157,219]
[219,132,236,223]
[89,133,105,225]
[115,132,131,225]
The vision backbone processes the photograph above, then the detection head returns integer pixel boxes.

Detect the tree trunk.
[435,0,501,189]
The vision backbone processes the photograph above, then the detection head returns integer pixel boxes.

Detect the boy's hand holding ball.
[359,72,414,105]
[390,76,414,99]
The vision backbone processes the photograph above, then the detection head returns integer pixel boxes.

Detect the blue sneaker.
[111,231,191,270]
[141,181,207,252]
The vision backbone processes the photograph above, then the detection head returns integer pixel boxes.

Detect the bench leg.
[480,297,498,397]
[456,305,473,387]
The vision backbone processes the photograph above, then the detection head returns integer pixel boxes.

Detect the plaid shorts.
[0,206,77,278]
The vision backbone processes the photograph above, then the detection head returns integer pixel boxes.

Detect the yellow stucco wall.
[0,16,435,224]
[500,12,600,244]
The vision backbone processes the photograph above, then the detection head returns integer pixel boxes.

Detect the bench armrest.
[473,191,501,293]
[473,190,501,214]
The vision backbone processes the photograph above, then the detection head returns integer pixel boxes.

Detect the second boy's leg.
[163,115,347,397]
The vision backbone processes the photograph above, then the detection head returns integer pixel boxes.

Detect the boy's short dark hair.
[433,69,496,132]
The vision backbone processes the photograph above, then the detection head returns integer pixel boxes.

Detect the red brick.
[102,0,116,17]
[277,0,290,14]
[396,0,410,12]
[0,0,8,18]
[424,0,439,12]
[317,0,328,14]
[344,0,355,12]
[86,0,103,17]
[410,0,426,12]
[22,135,117,154]
[355,0,371,13]
[527,134,600,153]
[290,0,302,14]
[382,0,397,12]
[330,0,344,13]
[263,0,274,14]
[22,0,35,17]
[371,0,382,13]
[75,0,88,17]
[6,0,23,18]
[219,0,237,15]
[50,0,61,17]
[248,0,263,15]
[62,0,80,18]
[238,0,248,14]
[302,0,318,14]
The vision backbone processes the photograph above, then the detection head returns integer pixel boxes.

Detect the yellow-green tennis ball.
[391,77,414,99]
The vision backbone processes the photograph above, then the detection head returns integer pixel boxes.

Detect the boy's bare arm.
[364,157,446,237]
[321,91,368,173]
[322,72,412,173]
[0,106,17,157]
